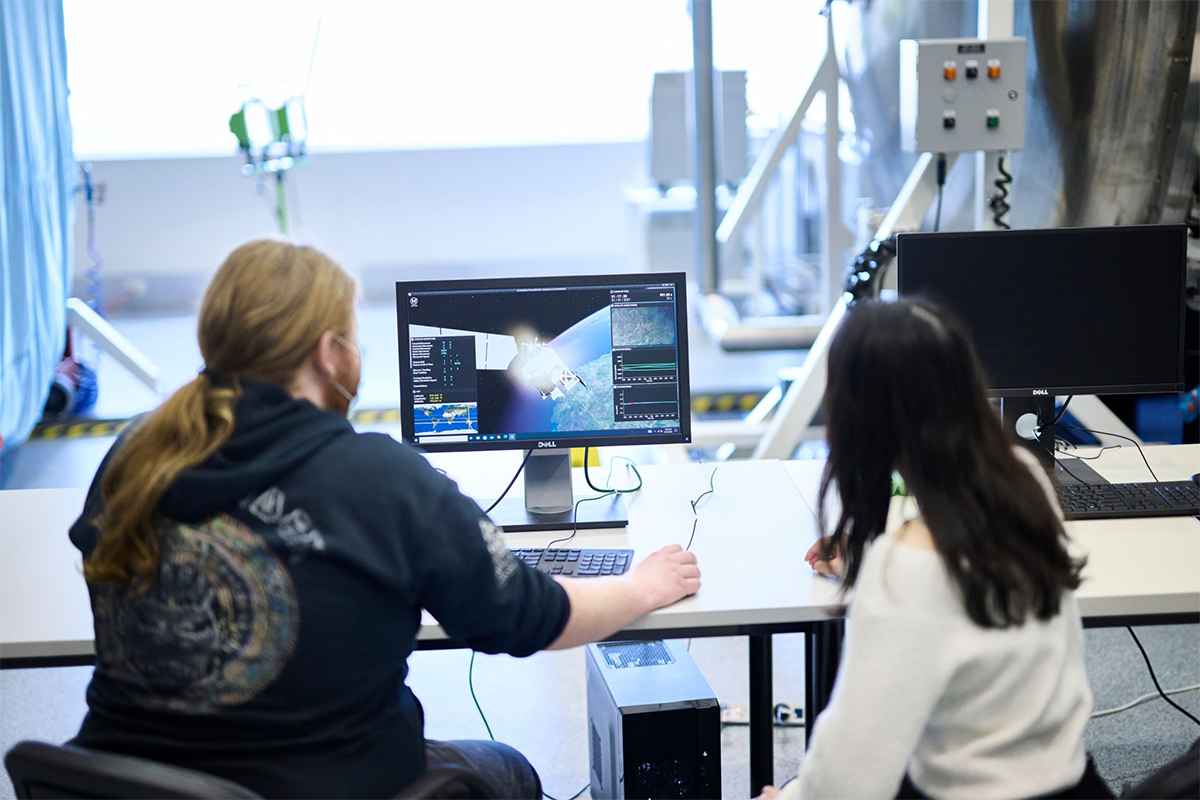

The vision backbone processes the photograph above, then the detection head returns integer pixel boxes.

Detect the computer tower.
[586,640,721,799]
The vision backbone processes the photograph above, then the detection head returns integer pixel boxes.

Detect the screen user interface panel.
[397,275,690,451]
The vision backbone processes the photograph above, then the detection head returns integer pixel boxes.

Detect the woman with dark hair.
[760,299,1108,799]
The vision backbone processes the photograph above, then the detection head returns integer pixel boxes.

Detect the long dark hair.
[817,299,1084,628]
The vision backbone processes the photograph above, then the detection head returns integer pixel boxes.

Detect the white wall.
[73,142,646,311]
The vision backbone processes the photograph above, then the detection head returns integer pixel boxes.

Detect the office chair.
[4,740,261,799]
[5,740,499,800]
[396,765,499,799]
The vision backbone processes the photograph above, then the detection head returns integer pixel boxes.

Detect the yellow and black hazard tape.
[30,395,762,440]
[349,408,401,426]
[691,391,768,415]
[31,419,133,440]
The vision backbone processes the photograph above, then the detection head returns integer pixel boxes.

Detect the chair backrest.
[396,765,499,799]
[4,741,262,799]
[1124,738,1200,799]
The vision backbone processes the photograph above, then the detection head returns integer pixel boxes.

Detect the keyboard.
[509,548,633,576]
[1057,481,1200,520]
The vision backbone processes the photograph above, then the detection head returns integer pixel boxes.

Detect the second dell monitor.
[397,273,691,452]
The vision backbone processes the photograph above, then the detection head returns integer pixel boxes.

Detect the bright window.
[65,0,824,160]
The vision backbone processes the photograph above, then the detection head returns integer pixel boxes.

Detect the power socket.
[719,701,806,727]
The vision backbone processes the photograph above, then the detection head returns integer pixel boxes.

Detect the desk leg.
[805,620,844,745]
[749,634,774,795]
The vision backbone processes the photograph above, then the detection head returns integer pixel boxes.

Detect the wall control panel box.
[900,38,1027,153]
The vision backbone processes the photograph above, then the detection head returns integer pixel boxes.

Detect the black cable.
[544,493,621,551]
[933,152,947,232]
[1053,425,1159,482]
[1049,394,1074,427]
[988,151,1013,230]
[546,448,642,550]
[484,450,533,514]
[1063,444,1122,461]
[1036,437,1087,484]
[1126,627,1200,727]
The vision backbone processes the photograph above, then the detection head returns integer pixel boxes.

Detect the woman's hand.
[754,786,781,800]
[805,536,843,577]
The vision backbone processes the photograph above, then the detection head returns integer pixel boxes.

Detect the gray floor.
[3,308,1198,797]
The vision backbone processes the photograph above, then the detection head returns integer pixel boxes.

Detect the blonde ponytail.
[85,240,357,590]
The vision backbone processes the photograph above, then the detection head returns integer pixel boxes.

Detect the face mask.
[327,332,362,416]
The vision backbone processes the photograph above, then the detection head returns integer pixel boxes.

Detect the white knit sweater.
[781,452,1093,799]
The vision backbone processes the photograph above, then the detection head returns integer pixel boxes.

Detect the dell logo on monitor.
[1031,389,1049,396]
[538,441,557,448]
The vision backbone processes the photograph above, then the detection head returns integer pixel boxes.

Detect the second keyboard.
[1057,480,1200,520]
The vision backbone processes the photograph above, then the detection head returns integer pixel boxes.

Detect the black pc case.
[585,640,721,799]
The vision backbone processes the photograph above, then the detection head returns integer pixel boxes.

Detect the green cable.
[690,464,718,512]
[470,651,590,800]
[586,448,643,495]
[468,651,495,741]
[543,784,590,800]
[604,455,640,490]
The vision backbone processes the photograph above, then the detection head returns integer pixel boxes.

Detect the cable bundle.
[988,152,1013,230]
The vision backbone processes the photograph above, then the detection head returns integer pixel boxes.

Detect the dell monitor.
[897,224,1186,458]
[397,273,691,531]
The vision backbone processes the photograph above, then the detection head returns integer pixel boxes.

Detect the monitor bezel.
[395,272,693,453]
[896,225,1187,398]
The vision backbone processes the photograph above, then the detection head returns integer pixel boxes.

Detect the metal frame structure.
[694,5,854,352]
[753,152,955,459]
[66,298,159,393]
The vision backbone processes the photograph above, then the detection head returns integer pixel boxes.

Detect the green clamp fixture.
[229,97,309,235]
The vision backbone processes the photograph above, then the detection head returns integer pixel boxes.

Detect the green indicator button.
[987,114,1000,128]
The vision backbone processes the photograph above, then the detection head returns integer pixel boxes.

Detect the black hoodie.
[68,380,570,798]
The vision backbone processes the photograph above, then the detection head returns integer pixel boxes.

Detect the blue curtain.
[0,0,75,452]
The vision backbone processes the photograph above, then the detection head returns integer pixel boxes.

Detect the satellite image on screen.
[403,283,683,443]
[413,402,478,435]
[611,305,676,347]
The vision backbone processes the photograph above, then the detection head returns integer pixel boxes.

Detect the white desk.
[782,444,1200,623]
[0,488,93,662]
[0,460,840,665]
[4,449,1195,794]
[0,459,832,794]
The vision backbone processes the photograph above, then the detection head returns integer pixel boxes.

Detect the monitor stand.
[999,396,1110,486]
[484,449,628,533]
[1000,395,1058,468]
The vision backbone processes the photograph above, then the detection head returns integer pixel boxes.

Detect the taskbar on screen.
[412,427,681,445]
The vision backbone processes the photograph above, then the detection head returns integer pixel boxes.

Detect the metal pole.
[822,13,844,312]
[749,634,774,795]
[691,0,719,293]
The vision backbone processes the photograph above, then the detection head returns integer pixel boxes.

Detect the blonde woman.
[67,240,700,799]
